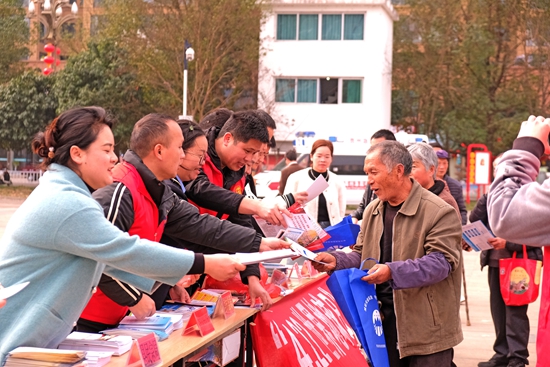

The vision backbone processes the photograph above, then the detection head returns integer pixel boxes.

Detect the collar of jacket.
[122,150,165,207]
[47,163,92,194]
[428,180,445,196]
[205,126,223,170]
[372,179,424,217]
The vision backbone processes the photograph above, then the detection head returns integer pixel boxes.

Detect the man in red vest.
[186,111,282,310]
[76,113,287,333]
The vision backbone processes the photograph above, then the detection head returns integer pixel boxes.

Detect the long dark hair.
[32,106,114,170]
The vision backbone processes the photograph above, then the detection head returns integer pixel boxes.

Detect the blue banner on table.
[327,268,390,367]
[317,216,360,252]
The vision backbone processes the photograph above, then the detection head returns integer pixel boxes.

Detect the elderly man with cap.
[435,149,467,225]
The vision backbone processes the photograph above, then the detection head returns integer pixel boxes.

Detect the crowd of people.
[0,107,549,367]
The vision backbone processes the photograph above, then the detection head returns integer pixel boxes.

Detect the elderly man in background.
[314,141,463,367]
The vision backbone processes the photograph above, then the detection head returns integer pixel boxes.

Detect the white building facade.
[258,0,398,149]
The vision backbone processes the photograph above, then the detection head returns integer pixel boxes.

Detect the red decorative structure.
[42,43,60,76]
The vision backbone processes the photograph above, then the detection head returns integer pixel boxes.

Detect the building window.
[276,77,362,103]
[320,78,338,103]
[297,79,317,102]
[275,79,296,102]
[277,13,364,41]
[299,14,318,40]
[322,14,341,40]
[344,15,364,40]
[342,80,362,103]
[277,14,297,40]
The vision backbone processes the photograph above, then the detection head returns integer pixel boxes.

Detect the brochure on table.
[462,220,495,251]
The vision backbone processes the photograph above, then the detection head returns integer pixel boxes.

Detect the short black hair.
[218,111,269,144]
[371,129,396,141]
[130,113,175,158]
[254,110,277,130]
[285,149,297,161]
[199,108,233,130]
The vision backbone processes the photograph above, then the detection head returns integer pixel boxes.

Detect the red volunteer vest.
[190,155,245,220]
[80,161,166,325]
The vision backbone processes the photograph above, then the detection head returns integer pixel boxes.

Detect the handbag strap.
[360,257,378,271]
[512,245,528,259]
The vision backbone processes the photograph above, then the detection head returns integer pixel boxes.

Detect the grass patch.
[0,186,35,199]
[465,200,477,212]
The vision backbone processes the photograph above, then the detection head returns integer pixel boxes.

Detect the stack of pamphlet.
[80,351,112,367]
[102,314,173,341]
[4,347,86,367]
[57,332,133,356]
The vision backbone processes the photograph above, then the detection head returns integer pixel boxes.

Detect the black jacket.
[352,185,376,221]
[444,174,468,225]
[469,194,543,269]
[90,150,261,311]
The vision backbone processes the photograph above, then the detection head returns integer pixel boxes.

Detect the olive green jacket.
[354,180,463,358]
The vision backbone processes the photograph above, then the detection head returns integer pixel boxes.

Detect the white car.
[255,154,369,206]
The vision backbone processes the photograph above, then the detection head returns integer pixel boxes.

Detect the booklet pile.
[4,347,92,367]
[57,332,132,357]
[100,303,209,341]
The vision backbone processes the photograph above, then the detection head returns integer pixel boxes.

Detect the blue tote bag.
[326,264,390,367]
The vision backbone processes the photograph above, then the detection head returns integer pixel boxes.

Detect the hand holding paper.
[203,254,246,281]
[0,281,29,302]
[259,237,290,252]
[311,253,337,273]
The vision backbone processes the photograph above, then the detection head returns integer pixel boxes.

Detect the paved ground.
[0,197,540,366]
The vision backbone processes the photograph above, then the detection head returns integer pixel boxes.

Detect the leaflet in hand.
[0,281,29,300]
[235,249,297,265]
[253,205,330,250]
[462,220,495,251]
[285,238,330,265]
[304,174,329,203]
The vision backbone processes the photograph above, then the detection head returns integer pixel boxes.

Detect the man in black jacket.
[76,113,287,333]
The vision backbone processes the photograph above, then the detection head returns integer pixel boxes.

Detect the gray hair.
[407,143,438,180]
[367,140,412,175]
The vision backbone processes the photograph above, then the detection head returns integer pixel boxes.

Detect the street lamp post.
[28,0,78,73]
[181,40,195,120]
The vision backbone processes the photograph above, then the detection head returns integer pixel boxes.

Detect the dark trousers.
[380,301,456,367]
[488,266,530,363]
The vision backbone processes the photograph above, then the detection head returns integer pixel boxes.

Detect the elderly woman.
[407,143,461,216]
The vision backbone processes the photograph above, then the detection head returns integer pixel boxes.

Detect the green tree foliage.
[95,0,264,120]
[55,40,144,152]
[392,0,550,154]
[0,0,30,83]
[0,70,57,151]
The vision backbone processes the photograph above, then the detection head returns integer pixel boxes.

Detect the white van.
[254,133,429,205]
